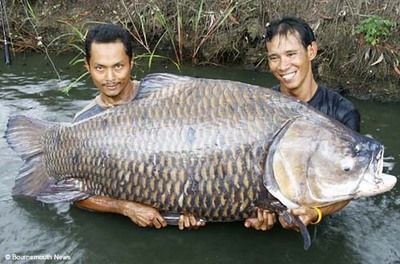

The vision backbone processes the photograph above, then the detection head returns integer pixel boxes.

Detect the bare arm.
[75,196,206,230]
[75,196,167,229]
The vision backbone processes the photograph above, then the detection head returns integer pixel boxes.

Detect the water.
[0,54,399,264]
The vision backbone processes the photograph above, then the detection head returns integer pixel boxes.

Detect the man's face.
[266,33,317,92]
[86,41,133,98]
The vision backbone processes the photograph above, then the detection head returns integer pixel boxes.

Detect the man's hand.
[279,200,351,231]
[122,202,167,229]
[244,208,277,231]
[178,213,206,230]
[278,207,318,231]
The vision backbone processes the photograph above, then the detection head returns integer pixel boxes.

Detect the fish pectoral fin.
[281,211,312,250]
[36,179,90,204]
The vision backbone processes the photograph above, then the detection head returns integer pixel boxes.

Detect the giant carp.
[5,73,397,249]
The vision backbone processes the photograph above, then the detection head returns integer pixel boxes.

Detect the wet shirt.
[73,80,140,122]
[272,84,361,132]
[73,102,105,122]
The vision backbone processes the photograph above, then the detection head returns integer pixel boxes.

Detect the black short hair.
[265,17,316,50]
[84,23,133,64]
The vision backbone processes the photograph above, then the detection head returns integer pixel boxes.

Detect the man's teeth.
[282,72,296,81]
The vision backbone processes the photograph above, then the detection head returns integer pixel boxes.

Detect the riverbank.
[1,0,399,101]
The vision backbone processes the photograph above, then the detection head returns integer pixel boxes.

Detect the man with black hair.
[245,16,360,231]
[73,23,137,122]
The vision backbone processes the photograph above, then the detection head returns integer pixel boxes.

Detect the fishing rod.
[0,0,11,65]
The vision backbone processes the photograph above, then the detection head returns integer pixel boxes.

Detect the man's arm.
[75,196,167,229]
[75,196,206,229]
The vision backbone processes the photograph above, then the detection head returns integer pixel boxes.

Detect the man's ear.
[308,41,318,60]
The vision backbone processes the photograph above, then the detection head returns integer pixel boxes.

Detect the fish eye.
[354,144,361,153]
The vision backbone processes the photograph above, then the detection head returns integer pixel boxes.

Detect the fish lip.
[264,116,301,209]
[373,146,384,180]
[356,144,383,194]
[355,146,397,197]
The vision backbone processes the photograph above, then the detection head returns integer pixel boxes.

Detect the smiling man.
[245,17,360,231]
[266,17,360,131]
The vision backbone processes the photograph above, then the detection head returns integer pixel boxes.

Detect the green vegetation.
[355,16,395,46]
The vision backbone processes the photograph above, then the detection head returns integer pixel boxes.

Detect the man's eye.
[115,64,123,70]
[95,66,103,71]
[268,56,278,61]
[288,52,297,57]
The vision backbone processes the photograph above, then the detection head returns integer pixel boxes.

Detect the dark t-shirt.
[272,84,360,132]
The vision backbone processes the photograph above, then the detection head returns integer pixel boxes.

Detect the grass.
[21,0,61,79]
[5,0,400,99]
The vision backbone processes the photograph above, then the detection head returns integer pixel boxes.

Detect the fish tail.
[5,115,54,198]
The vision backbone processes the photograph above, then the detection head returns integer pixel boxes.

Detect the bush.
[355,16,395,46]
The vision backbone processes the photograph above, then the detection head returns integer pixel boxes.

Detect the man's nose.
[278,56,290,71]
[105,68,115,81]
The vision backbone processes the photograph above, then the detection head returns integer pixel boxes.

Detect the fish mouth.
[355,147,397,198]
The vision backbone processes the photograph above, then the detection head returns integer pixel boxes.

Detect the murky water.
[0,54,399,264]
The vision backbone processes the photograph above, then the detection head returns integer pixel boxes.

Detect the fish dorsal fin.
[136,73,195,99]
